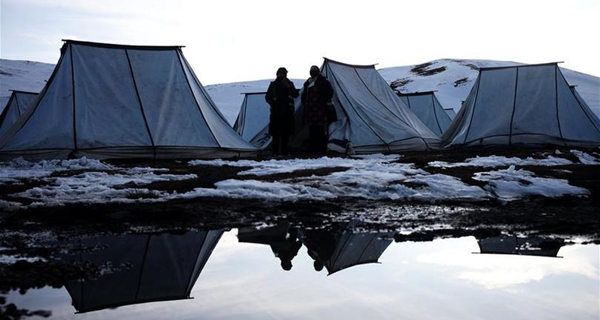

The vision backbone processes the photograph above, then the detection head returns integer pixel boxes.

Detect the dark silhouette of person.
[271,227,303,271]
[266,67,299,156]
[301,65,333,154]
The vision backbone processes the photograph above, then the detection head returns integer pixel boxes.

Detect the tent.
[64,230,223,313]
[442,63,600,147]
[0,40,257,160]
[477,235,564,258]
[0,90,38,137]
[444,108,457,120]
[300,221,393,275]
[322,58,441,153]
[396,91,452,136]
[233,92,272,148]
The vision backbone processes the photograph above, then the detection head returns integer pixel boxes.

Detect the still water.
[5,224,599,320]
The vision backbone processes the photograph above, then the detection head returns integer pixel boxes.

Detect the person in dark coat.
[301,65,333,154]
[265,67,299,155]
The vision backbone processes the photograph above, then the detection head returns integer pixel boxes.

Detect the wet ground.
[0,147,599,319]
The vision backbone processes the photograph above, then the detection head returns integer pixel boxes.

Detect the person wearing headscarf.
[301,65,333,154]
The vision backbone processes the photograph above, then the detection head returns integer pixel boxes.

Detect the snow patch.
[0,157,116,184]
[473,166,588,201]
[11,169,196,207]
[428,155,572,168]
[189,154,402,176]
[570,150,600,165]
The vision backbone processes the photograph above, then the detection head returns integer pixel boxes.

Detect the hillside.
[379,59,600,116]
[1,58,598,123]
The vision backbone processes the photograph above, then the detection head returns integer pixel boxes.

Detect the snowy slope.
[0,59,54,112]
[378,59,600,116]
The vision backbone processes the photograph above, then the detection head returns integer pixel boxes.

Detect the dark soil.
[410,62,447,76]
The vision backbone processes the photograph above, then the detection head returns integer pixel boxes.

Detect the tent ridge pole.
[508,68,520,145]
[554,65,565,145]
[463,74,482,144]
[69,44,78,152]
[431,94,443,135]
[125,49,157,159]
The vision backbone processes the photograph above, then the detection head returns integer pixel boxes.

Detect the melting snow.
[570,150,600,165]
[428,155,573,168]
[473,165,589,201]
[0,157,116,184]
[189,154,402,176]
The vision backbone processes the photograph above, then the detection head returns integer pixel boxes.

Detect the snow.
[428,155,573,168]
[570,150,600,165]
[0,157,116,184]
[185,155,487,202]
[14,169,196,207]
[473,166,589,201]
[378,59,600,117]
[189,154,402,176]
[0,59,54,112]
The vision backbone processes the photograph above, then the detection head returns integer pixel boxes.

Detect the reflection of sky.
[6,231,599,320]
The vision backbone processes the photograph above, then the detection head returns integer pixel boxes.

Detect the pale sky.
[1,0,599,84]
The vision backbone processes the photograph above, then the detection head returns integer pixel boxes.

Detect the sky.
[1,0,599,84]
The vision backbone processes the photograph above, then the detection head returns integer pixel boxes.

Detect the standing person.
[301,65,333,154]
[266,67,299,156]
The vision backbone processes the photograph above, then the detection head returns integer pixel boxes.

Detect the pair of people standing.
[265,66,333,155]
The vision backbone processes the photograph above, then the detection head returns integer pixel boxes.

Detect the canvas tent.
[444,108,457,120]
[300,221,393,275]
[233,92,272,148]
[0,90,38,137]
[477,235,564,258]
[442,63,600,147]
[322,58,441,153]
[396,91,452,136]
[64,230,223,313]
[0,40,257,160]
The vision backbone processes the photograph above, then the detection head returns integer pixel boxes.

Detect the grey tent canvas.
[444,108,457,120]
[397,91,452,136]
[442,63,600,147]
[0,40,257,160]
[322,59,442,153]
[64,230,223,313]
[0,90,38,138]
[233,92,272,149]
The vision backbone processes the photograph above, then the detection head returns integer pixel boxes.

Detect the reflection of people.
[237,222,302,271]
[266,68,299,156]
[300,221,393,275]
[301,65,333,154]
[270,228,303,271]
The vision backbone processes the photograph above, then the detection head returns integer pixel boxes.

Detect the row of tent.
[61,227,562,314]
[1,40,599,161]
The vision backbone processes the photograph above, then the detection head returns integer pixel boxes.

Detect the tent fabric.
[322,59,442,153]
[442,63,600,147]
[477,235,563,257]
[233,91,306,151]
[0,40,257,160]
[324,230,392,275]
[64,230,223,313]
[233,92,273,148]
[397,91,452,136]
[0,90,38,138]
[444,108,457,120]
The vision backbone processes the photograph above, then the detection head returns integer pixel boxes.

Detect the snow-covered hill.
[378,59,600,116]
[0,59,55,110]
[1,58,598,123]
